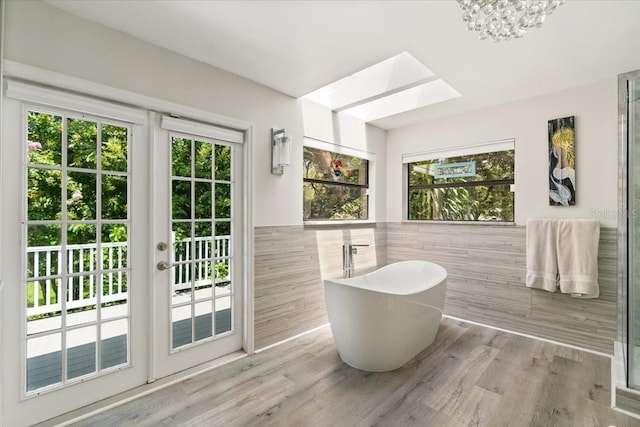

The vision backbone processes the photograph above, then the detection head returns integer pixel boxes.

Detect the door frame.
[1,62,255,424]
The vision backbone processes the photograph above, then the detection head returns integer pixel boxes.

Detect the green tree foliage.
[28,112,129,243]
[408,150,514,221]
[303,147,368,220]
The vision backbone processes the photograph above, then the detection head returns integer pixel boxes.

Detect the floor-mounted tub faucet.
[343,244,369,278]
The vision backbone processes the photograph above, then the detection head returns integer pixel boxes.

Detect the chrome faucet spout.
[343,244,370,278]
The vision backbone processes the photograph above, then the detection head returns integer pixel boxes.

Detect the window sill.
[403,220,516,226]
[304,220,377,228]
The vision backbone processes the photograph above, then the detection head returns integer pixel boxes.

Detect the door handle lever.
[157,261,176,271]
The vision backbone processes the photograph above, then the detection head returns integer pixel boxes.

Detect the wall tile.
[387,223,617,354]
[254,223,386,349]
[254,222,616,354]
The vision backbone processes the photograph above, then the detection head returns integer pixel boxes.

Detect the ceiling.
[47,0,640,130]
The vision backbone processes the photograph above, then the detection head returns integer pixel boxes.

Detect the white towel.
[556,219,600,298]
[525,219,559,292]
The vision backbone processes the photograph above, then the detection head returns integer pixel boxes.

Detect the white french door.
[151,114,244,379]
[1,83,149,426]
[1,83,248,425]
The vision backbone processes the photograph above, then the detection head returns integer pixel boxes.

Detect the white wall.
[386,78,618,227]
[302,98,387,222]
[1,1,616,228]
[4,0,301,227]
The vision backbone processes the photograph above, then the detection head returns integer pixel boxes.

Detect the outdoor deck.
[27,306,231,391]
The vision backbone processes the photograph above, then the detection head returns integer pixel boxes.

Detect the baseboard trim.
[255,323,330,353]
[443,314,611,359]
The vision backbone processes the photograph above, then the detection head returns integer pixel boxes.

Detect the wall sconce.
[271,127,291,175]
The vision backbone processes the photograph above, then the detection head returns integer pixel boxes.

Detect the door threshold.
[35,351,248,427]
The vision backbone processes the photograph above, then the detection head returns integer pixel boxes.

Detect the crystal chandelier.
[457,0,565,42]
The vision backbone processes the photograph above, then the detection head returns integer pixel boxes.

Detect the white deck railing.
[173,236,231,291]
[27,236,230,317]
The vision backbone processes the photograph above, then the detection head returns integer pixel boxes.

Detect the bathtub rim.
[324,260,447,296]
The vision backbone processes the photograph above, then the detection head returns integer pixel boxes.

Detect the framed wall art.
[548,116,575,206]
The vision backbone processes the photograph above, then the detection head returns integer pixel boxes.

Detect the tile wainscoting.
[387,222,617,354]
[254,223,387,349]
[254,222,616,354]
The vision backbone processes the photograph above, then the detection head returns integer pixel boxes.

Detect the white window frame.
[403,139,515,223]
[303,137,376,225]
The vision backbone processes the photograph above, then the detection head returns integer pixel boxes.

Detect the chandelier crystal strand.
[458,0,565,42]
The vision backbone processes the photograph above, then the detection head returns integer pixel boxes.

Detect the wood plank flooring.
[69,318,640,427]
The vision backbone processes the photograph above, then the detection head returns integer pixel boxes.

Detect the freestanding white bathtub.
[324,260,447,372]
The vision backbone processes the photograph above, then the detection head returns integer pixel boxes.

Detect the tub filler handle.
[343,244,369,278]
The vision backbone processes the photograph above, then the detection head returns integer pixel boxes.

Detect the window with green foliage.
[408,149,514,222]
[303,146,368,221]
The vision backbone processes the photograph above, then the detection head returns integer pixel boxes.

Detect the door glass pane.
[215,144,231,181]
[215,183,231,218]
[27,225,61,277]
[171,137,192,177]
[215,259,231,297]
[195,260,213,300]
[172,305,192,349]
[215,221,231,300]
[101,125,128,172]
[67,118,97,170]
[102,174,128,219]
[101,272,128,321]
[195,182,212,219]
[28,111,62,166]
[27,333,62,392]
[195,140,212,179]
[67,275,97,327]
[102,224,128,269]
[26,279,62,336]
[28,168,62,221]
[170,136,234,350]
[194,222,213,299]
[66,325,97,380]
[172,221,193,304]
[172,180,192,220]
[215,222,231,253]
[67,172,96,220]
[215,296,232,335]
[101,319,128,369]
[24,110,131,394]
[194,222,212,260]
[194,300,213,341]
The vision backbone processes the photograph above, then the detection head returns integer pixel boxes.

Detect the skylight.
[342,79,461,122]
[302,52,460,122]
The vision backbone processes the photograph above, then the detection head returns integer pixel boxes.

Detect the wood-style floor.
[71,318,640,427]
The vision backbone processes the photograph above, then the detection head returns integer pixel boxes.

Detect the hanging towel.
[525,219,559,292]
[556,219,600,298]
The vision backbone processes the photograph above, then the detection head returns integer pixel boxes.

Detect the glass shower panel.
[629,77,640,389]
